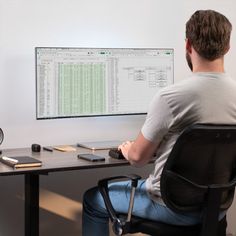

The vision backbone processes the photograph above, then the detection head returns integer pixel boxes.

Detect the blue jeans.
[82,179,203,236]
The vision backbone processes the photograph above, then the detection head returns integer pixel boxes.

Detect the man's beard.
[186,52,193,71]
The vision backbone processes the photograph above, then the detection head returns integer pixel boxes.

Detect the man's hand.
[118,141,134,160]
[118,133,160,167]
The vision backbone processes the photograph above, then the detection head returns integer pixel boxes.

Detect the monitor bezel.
[35,47,174,120]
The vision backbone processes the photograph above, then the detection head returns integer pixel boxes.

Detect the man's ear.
[225,44,230,54]
[185,38,192,53]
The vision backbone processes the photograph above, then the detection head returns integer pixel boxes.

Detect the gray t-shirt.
[142,72,236,202]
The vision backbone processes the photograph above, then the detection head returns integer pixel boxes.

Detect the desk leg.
[25,174,39,236]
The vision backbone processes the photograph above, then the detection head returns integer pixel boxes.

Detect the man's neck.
[192,53,225,73]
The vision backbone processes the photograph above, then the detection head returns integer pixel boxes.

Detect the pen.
[2,156,19,164]
[43,147,53,152]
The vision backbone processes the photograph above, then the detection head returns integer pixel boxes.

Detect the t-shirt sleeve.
[141,92,173,143]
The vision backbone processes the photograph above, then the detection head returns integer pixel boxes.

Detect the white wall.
[1,0,236,235]
[1,0,236,148]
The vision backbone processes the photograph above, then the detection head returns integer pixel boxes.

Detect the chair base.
[126,215,227,236]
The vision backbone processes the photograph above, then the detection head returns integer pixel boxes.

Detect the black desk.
[0,147,130,236]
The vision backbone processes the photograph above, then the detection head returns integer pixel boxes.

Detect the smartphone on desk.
[77,153,105,162]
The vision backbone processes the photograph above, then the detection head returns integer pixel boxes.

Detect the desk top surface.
[0,146,129,176]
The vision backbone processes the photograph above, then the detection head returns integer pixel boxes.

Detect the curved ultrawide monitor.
[36,47,174,119]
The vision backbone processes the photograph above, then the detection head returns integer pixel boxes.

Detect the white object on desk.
[2,156,19,164]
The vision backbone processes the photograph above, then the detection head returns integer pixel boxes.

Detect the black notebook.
[0,156,42,168]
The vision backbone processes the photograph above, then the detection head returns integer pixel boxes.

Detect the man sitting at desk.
[82,9,236,236]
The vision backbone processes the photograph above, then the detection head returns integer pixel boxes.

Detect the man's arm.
[119,132,161,167]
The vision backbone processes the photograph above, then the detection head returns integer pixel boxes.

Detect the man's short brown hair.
[186,10,232,61]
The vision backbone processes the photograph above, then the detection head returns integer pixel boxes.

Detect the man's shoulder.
[159,78,194,96]
[160,73,236,96]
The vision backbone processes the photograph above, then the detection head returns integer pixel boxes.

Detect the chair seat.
[127,215,227,236]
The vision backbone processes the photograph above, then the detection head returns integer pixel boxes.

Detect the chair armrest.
[98,174,141,235]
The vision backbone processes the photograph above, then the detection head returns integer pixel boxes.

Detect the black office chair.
[98,124,236,236]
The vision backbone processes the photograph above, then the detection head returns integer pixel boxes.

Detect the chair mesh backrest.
[160,124,236,213]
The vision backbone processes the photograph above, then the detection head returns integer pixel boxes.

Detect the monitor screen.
[36,47,174,119]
